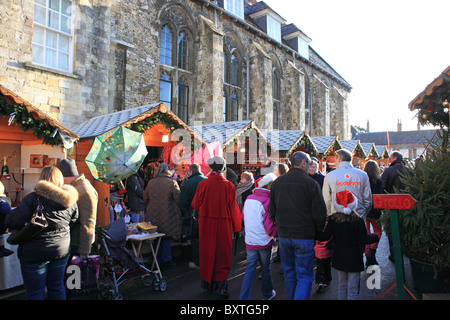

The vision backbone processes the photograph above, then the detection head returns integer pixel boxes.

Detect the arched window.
[223,91,227,122]
[178,31,188,70]
[223,46,242,122]
[230,92,239,122]
[159,72,172,109]
[273,69,281,129]
[160,25,173,65]
[230,53,239,86]
[159,5,195,125]
[177,77,189,124]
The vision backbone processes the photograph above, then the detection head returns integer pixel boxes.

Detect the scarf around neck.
[236,180,254,210]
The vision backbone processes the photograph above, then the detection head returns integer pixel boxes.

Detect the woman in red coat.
[191,156,242,298]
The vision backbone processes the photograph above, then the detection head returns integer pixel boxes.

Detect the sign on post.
[372,194,419,300]
[372,194,417,210]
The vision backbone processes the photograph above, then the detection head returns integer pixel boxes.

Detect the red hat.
[334,190,358,214]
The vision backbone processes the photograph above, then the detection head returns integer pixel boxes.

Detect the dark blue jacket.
[179,171,207,217]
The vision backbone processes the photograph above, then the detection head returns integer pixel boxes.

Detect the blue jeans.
[20,256,69,300]
[279,237,314,300]
[239,247,273,300]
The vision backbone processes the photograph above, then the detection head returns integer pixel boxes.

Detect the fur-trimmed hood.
[34,180,79,208]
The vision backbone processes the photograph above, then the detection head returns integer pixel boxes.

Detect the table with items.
[126,222,165,279]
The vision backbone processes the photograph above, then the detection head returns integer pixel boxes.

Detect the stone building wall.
[0,0,111,128]
[0,0,352,139]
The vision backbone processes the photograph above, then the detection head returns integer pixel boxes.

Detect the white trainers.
[188,261,200,270]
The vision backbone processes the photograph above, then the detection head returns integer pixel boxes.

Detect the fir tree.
[382,129,450,268]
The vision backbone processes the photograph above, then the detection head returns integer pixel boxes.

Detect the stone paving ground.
[0,231,417,302]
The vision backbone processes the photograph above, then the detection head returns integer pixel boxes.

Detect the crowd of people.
[0,147,411,300]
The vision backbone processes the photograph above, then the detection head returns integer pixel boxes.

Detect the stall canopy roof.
[73,103,203,143]
[191,120,271,149]
[409,65,450,110]
[310,136,341,155]
[0,84,79,144]
[376,145,389,158]
[262,130,318,156]
[263,130,306,152]
[360,142,379,158]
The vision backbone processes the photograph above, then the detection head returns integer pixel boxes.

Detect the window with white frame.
[267,16,281,43]
[224,0,244,19]
[33,0,74,73]
[298,38,309,59]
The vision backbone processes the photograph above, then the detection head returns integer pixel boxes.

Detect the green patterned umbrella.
[85,126,148,184]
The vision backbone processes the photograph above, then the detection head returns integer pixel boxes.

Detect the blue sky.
[264,0,450,132]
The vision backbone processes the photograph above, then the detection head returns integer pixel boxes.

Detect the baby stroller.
[95,218,167,300]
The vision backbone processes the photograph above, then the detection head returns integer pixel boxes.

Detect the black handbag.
[7,197,48,245]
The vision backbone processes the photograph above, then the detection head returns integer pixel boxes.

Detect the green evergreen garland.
[285,135,319,158]
[0,95,62,145]
[127,112,203,152]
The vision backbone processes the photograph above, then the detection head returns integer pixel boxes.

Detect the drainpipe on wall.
[310,90,313,134]
[245,56,250,120]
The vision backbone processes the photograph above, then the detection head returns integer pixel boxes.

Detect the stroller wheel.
[159,279,167,292]
[100,285,112,300]
[142,274,155,287]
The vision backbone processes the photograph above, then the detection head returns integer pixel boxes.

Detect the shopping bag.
[66,256,99,300]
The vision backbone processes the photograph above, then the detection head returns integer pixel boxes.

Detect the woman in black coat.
[5,166,78,300]
[363,160,384,267]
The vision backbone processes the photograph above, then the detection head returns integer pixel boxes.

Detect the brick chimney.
[248,0,258,4]
[397,119,402,132]
[366,120,370,132]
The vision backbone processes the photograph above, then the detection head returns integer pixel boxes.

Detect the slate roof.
[310,136,341,155]
[375,145,389,158]
[262,130,306,152]
[339,140,359,152]
[72,103,201,142]
[353,130,439,146]
[360,142,379,158]
[244,1,285,21]
[191,120,271,148]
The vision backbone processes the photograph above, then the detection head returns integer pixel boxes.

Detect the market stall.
[191,120,273,178]
[339,139,367,169]
[72,102,204,226]
[310,136,342,172]
[263,130,319,163]
[0,84,78,290]
[376,145,390,167]
[361,142,379,162]
[0,84,79,204]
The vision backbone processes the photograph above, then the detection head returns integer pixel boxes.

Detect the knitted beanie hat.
[207,155,227,173]
[57,158,79,177]
[334,190,358,215]
[257,173,277,188]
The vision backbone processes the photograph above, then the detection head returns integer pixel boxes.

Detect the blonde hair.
[240,171,254,183]
[0,181,4,195]
[39,166,64,188]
